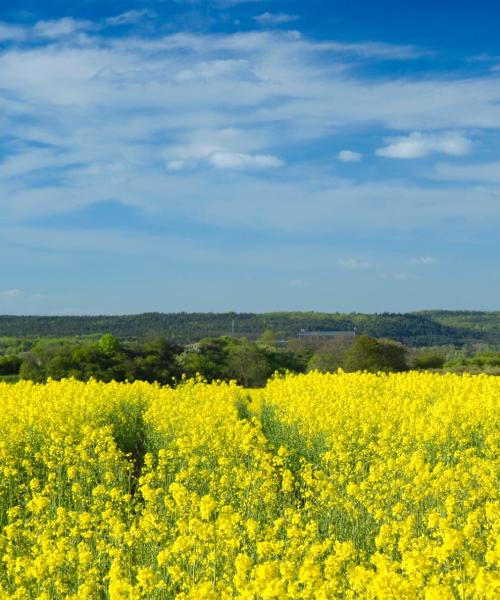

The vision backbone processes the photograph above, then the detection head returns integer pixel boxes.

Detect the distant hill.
[1,311,499,346]
[415,310,500,341]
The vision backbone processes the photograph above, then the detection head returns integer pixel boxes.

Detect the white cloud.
[0,22,26,42]
[106,10,156,27]
[208,152,283,169]
[164,128,282,170]
[376,131,472,159]
[174,58,251,82]
[0,27,500,239]
[167,160,188,171]
[337,259,371,270]
[0,18,500,314]
[409,256,436,265]
[33,18,93,39]
[1,288,21,299]
[254,13,299,26]
[337,150,362,162]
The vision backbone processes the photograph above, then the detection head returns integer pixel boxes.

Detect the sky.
[1,1,500,315]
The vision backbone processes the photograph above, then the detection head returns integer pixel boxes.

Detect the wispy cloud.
[106,10,157,27]
[167,160,188,171]
[254,13,299,26]
[409,256,437,265]
[317,40,428,60]
[166,150,283,170]
[33,18,93,38]
[467,53,500,63]
[393,272,413,280]
[0,22,26,42]
[0,8,499,313]
[0,17,95,41]
[208,152,283,169]
[1,288,21,299]
[433,161,500,183]
[0,24,499,238]
[337,259,371,270]
[161,127,283,171]
[376,131,472,159]
[337,150,362,162]
[288,278,305,288]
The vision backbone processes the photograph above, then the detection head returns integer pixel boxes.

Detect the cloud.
[167,160,188,171]
[1,288,21,299]
[167,150,284,171]
[208,152,283,169]
[393,272,412,280]
[337,259,371,270]
[174,58,251,82]
[163,127,283,170]
[0,18,499,313]
[467,53,500,63]
[254,13,299,26]
[409,256,436,265]
[376,131,472,159]
[33,18,93,39]
[337,150,362,162]
[0,17,94,44]
[106,10,157,27]
[433,161,500,183]
[0,26,500,241]
[0,22,26,42]
[317,41,428,60]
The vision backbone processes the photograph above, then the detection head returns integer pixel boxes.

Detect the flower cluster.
[0,372,498,598]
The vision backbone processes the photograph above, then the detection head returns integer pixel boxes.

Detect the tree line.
[0,332,432,387]
[0,310,496,346]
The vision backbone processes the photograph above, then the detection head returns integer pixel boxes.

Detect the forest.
[1,310,499,346]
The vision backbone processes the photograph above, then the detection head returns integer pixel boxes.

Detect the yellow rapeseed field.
[0,372,498,599]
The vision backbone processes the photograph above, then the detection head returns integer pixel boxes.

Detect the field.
[0,372,498,599]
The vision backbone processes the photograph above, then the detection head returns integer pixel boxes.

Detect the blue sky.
[1,1,500,315]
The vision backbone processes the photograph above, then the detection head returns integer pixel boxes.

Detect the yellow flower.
[199,495,217,521]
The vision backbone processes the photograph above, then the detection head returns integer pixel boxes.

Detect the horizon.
[1,308,498,318]
[1,1,500,314]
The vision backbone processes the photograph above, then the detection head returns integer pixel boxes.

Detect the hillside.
[415,311,500,341]
[1,311,498,346]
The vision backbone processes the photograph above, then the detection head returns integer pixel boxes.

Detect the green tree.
[343,336,408,373]
[19,352,46,382]
[0,354,21,376]
[71,344,126,382]
[128,337,181,383]
[257,329,278,347]
[413,351,445,370]
[308,337,354,373]
[286,339,315,369]
[98,334,122,355]
[176,338,231,381]
[226,342,273,387]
